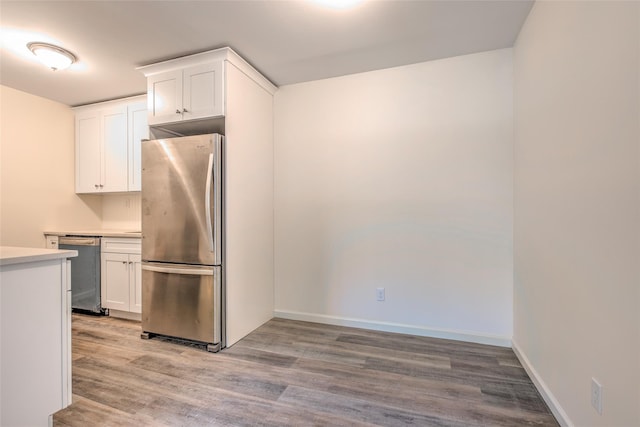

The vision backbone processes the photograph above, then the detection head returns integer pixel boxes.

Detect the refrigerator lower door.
[141,262,221,346]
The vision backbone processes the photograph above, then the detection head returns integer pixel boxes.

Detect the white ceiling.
[0,0,533,107]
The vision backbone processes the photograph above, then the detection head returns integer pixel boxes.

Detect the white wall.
[513,2,640,426]
[101,193,141,230]
[0,85,102,247]
[274,49,514,344]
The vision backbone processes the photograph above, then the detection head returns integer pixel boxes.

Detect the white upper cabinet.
[75,104,128,193]
[75,95,147,194]
[183,62,223,120]
[102,105,128,192]
[75,109,102,193]
[139,48,278,135]
[146,69,182,125]
[147,61,223,126]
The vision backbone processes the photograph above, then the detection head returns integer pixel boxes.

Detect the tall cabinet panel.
[224,62,275,346]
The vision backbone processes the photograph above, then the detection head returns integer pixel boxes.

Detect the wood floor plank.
[279,385,466,427]
[181,343,488,418]
[236,329,452,370]
[129,353,289,402]
[336,333,514,363]
[288,355,557,426]
[53,314,559,426]
[55,394,165,426]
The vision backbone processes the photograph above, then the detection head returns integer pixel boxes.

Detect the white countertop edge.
[0,246,78,266]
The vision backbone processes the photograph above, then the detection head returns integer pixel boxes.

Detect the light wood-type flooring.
[54,314,558,426]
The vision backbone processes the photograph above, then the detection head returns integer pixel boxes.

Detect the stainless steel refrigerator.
[140,134,224,352]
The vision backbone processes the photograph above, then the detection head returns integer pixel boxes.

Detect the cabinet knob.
[100,184,104,188]
[183,108,188,113]
[175,109,181,114]
[94,184,99,189]
[122,261,127,264]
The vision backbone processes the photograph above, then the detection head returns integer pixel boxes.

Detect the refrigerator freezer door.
[141,262,221,345]
[141,134,222,266]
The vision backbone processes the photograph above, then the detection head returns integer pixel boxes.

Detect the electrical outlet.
[376,287,385,301]
[591,378,603,415]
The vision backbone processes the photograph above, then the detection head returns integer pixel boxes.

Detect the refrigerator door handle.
[142,263,214,276]
[205,152,215,252]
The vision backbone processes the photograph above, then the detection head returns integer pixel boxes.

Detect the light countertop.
[44,230,141,238]
[0,246,78,266]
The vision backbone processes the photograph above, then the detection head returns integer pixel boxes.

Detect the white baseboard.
[512,340,573,427]
[273,310,511,347]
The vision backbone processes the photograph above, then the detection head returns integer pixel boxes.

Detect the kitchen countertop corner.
[0,246,78,266]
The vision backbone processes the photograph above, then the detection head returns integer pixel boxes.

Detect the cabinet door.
[147,70,183,125]
[128,101,148,191]
[183,61,224,120]
[75,109,101,193]
[129,254,142,314]
[101,252,130,311]
[101,105,128,192]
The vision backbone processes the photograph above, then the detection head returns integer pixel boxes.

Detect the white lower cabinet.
[0,256,72,426]
[101,238,141,314]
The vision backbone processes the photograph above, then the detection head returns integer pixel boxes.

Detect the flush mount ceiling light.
[311,0,364,9]
[27,42,76,71]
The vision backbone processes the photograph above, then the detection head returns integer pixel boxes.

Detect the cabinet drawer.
[45,235,59,249]
[101,238,141,254]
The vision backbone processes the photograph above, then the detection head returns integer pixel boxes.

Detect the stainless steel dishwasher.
[58,236,103,314]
